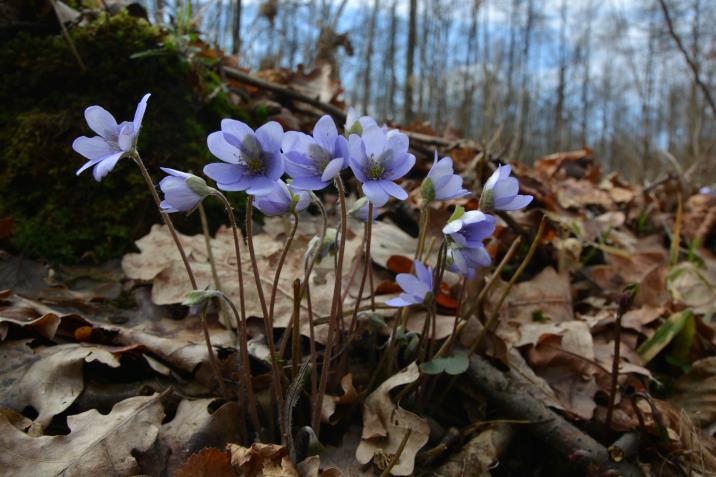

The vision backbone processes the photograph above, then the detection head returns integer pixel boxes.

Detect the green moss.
[0,13,251,262]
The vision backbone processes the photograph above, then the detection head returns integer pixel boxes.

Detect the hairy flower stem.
[348,202,374,338]
[415,206,430,261]
[268,212,299,356]
[278,197,327,358]
[462,236,522,321]
[246,195,286,440]
[468,216,546,355]
[198,203,233,334]
[134,155,228,400]
[199,305,230,398]
[313,176,348,436]
[133,155,197,289]
[213,192,262,440]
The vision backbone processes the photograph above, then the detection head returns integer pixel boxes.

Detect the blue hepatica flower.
[480,164,533,212]
[385,260,434,307]
[159,168,213,213]
[446,245,491,279]
[73,93,150,181]
[253,180,310,216]
[422,151,470,202]
[344,107,378,135]
[348,197,378,223]
[282,115,349,190]
[204,119,284,196]
[442,209,496,249]
[348,126,415,207]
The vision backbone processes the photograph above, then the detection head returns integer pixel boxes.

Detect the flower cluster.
[72,95,533,301]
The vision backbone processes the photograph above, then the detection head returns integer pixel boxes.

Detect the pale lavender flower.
[446,244,491,279]
[204,119,284,196]
[253,180,310,216]
[422,151,470,202]
[385,260,434,307]
[442,209,496,249]
[348,197,378,222]
[699,186,715,197]
[345,107,378,135]
[479,164,533,211]
[159,168,213,213]
[73,93,150,181]
[348,126,415,207]
[282,115,349,190]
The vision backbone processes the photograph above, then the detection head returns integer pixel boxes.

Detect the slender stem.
[291,278,302,379]
[468,216,546,355]
[306,281,318,415]
[222,296,262,440]
[462,236,522,321]
[199,203,233,333]
[268,212,299,335]
[278,197,327,357]
[246,195,285,438]
[415,206,430,261]
[313,175,348,435]
[348,202,374,337]
[214,192,261,439]
[133,154,197,289]
[606,287,637,432]
[199,305,229,398]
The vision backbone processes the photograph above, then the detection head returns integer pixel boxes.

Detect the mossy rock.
[0,12,252,263]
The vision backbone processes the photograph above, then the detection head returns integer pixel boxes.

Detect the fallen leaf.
[671,357,716,429]
[172,448,234,477]
[0,340,122,427]
[227,442,299,477]
[321,373,359,424]
[356,362,429,476]
[0,392,166,476]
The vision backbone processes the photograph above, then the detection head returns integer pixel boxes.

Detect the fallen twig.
[465,352,644,476]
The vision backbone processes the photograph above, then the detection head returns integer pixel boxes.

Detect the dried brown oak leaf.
[356,362,429,476]
[0,392,166,477]
[227,442,299,477]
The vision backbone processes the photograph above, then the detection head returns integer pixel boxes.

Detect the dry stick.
[312,176,348,436]
[378,429,413,477]
[49,0,86,71]
[466,353,643,476]
[198,203,233,333]
[246,196,286,440]
[214,192,262,439]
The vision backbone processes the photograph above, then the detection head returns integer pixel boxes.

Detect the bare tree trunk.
[508,0,534,163]
[404,0,418,123]
[460,0,480,135]
[579,0,593,146]
[382,0,399,120]
[155,0,164,24]
[553,0,567,151]
[417,0,430,120]
[361,0,380,113]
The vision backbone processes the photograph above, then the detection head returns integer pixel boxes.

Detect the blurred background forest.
[1,0,715,261]
[139,0,716,181]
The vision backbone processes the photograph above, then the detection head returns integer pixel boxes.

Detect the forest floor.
[3,7,716,477]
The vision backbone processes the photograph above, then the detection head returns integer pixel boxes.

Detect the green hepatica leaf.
[420,351,469,376]
[182,289,223,306]
[637,311,692,364]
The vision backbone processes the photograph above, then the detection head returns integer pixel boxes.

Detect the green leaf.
[447,206,465,223]
[182,289,223,306]
[419,351,469,376]
[637,311,691,364]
